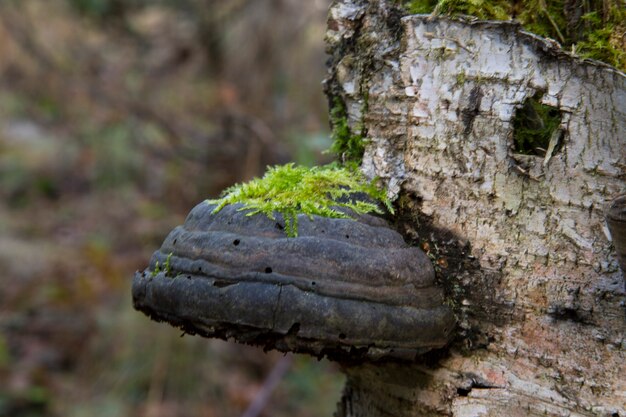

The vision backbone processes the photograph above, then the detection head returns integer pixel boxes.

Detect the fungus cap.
[132,202,455,361]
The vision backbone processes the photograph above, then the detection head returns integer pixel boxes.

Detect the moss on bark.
[401,0,626,71]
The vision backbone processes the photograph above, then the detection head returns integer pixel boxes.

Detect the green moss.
[404,0,438,14]
[401,0,626,72]
[411,0,510,19]
[515,0,568,43]
[329,97,367,167]
[208,163,392,237]
[456,70,467,85]
[150,261,161,278]
[150,252,173,277]
[512,93,561,155]
[164,252,173,276]
[575,10,626,70]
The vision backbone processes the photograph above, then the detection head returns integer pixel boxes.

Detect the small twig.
[539,0,566,44]
[429,0,450,19]
[423,32,474,54]
[513,164,543,181]
[240,355,293,417]
[543,129,561,167]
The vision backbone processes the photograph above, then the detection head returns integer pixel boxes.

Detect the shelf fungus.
[132,201,455,361]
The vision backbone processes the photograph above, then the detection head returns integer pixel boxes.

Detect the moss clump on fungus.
[151,252,173,278]
[401,0,626,72]
[208,163,392,237]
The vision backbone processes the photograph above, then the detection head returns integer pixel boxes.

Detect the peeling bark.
[326,1,626,416]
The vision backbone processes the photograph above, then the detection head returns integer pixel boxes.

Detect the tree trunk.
[325,1,626,416]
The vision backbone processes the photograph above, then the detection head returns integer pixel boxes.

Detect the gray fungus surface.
[132,202,455,361]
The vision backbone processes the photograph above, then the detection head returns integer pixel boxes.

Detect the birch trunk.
[325,1,626,416]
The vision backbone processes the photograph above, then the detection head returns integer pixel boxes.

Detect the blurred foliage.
[289,132,334,167]
[279,356,345,415]
[67,0,145,20]
[0,0,342,416]
[402,0,626,71]
[81,122,144,188]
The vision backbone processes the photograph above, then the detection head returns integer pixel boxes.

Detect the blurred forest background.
[0,0,344,416]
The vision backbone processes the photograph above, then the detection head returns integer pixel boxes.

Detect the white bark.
[326,1,626,416]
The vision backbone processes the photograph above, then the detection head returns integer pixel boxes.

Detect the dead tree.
[325,1,625,416]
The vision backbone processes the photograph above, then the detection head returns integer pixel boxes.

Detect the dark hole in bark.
[265,267,272,273]
[339,333,346,340]
[275,222,284,231]
[607,195,626,274]
[287,322,300,335]
[461,85,483,136]
[547,305,591,324]
[512,92,562,156]
[233,239,240,246]
[345,234,350,239]
[173,239,177,245]
[457,375,500,396]
[311,281,316,286]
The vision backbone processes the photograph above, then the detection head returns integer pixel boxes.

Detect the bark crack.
[456,372,504,397]
[271,284,283,330]
[461,85,483,136]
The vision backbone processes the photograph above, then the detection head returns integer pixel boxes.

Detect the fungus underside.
[401,0,626,72]
[208,163,392,237]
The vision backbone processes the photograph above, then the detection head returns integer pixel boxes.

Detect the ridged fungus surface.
[132,202,455,361]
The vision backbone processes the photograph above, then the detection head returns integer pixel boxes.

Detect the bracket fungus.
[133,198,455,361]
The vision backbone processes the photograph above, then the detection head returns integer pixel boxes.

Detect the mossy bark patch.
[329,97,367,166]
[401,0,626,72]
